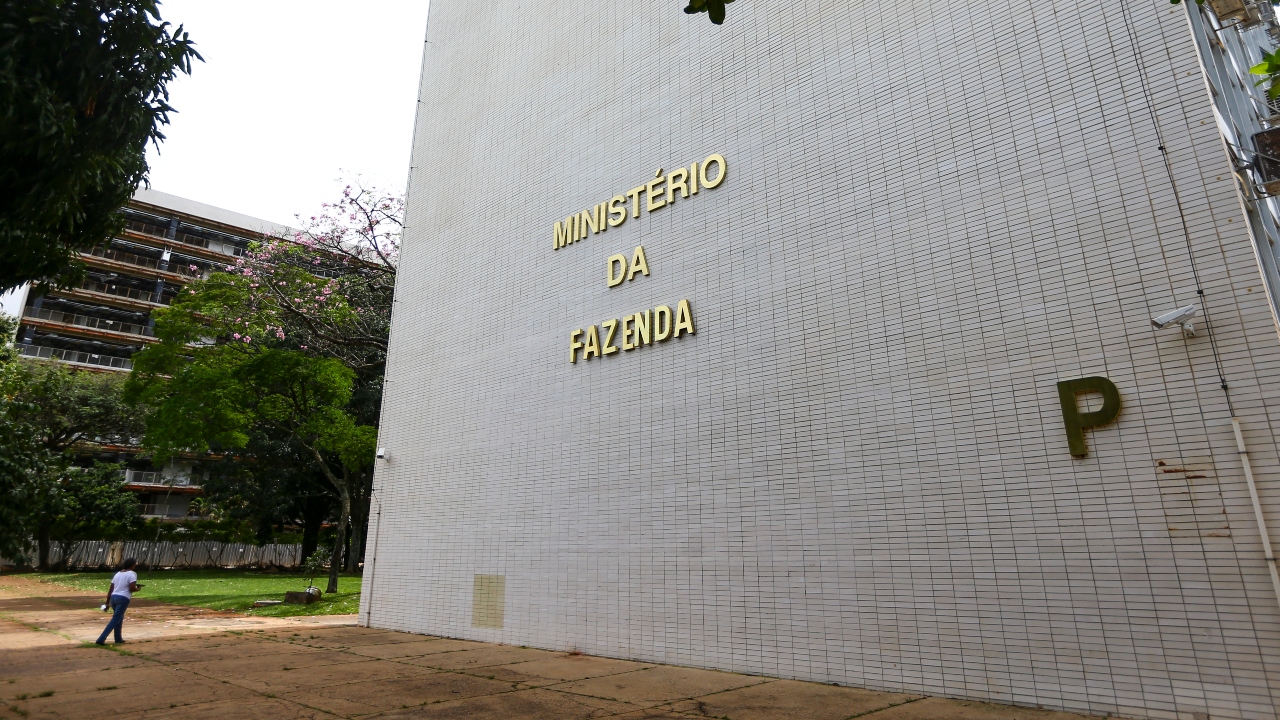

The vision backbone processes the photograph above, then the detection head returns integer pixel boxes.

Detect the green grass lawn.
[31,570,361,617]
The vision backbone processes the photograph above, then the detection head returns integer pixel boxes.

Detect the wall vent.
[472,574,505,629]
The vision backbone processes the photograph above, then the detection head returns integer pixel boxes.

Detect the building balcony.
[76,278,169,306]
[49,283,164,314]
[124,219,248,262]
[82,246,202,284]
[17,344,132,371]
[24,306,155,340]
[125,217,169,240]
[125,470,199,490]
[138,503,191,519]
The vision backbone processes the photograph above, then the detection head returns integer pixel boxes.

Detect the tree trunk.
[327,484,350,594]
[345,469,372,573]
[301,494,326,562]
[346,512,363,573]
[255,515,275,545]
[55,540,81,571]
[298,443,351,594]
[37,525,51,571]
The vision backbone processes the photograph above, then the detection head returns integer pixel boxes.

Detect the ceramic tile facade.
[363,2,1280,717]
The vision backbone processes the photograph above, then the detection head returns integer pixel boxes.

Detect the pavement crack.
[843,695,926,719]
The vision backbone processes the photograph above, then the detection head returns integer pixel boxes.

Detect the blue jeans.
[97,595,130,643]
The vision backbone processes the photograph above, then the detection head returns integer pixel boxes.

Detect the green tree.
[0,427,44,562]
[128,306,375,592]
[7,358,145,449]
[0,0,200,292]
[199,432,335,552]
[2,358,146,567]
[0,313,17,362]
[180,182,397,572]
[34,462,139,569]
[0,387,48,562]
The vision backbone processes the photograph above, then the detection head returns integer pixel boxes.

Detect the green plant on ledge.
[1251,48,1280,101]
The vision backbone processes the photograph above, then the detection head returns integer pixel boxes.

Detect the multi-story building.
[6,188,289,519]
[367,1,1280,718]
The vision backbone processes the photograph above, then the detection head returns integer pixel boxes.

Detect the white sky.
[143,0,432,227]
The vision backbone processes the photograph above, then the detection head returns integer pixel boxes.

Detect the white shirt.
[110,570,137,599]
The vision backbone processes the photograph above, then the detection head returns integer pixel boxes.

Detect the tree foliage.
[202,182,401,372]
[127,182,399,585]
[128,334,374,472]
[198,434,333,546]
[33,462,139,567]
[0,393,47,562]
[684,0,735,24]
[0,0,200,293]
[0,351,145,565]
[4,358,146,452]
[127,298,377,590]
[1251,48,1280,100]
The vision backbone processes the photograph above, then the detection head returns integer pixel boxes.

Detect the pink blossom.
[233,333,241,339]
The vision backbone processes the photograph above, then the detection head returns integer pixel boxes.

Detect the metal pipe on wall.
[1232,417,1280,612]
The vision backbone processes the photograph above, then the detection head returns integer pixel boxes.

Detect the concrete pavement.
[0,574,1108,719]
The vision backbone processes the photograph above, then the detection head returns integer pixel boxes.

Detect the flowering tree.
[130,182,399,584]
[192,182,401,372]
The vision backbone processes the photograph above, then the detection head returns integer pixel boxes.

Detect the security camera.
[376,447,386,460]
[1151,305,1197,337]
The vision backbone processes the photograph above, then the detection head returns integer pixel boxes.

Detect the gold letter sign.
[1056,376,1122,457]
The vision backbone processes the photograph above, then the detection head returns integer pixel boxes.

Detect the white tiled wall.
[364,1,1280,717]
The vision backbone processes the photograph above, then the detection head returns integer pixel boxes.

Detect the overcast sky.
[144,0,432,227]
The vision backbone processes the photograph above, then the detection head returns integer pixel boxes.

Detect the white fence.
[1,541,303,570]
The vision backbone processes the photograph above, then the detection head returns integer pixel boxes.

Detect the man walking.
[96,558,141,645]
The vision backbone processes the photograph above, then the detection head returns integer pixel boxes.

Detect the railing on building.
[138,504,190,519]
[86,245,203,279]
[126,470,195,488]
[77,278,168,305]
[126,218,247,258]
[17,344,132,370]
[24,307,153,338]
[126,218,169,239]
[1186,1,1280,321]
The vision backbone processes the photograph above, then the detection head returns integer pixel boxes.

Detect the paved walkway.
[0,575,354,650]
[0,574,1104,720]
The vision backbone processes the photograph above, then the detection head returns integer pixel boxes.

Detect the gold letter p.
[1057,376,1121,458]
